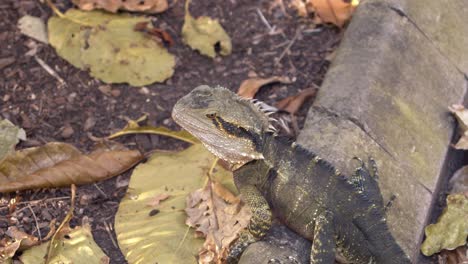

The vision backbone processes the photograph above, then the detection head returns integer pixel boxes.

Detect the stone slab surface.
[240,0,467,263]
[298,0,467,261]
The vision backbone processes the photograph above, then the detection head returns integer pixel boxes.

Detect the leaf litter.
[47,9,175,86]
[186,180,250,263]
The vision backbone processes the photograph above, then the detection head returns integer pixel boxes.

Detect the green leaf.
[421,193,468,256]
[48,9,175,86]
[115,144,235,263]
[182,0,231,58]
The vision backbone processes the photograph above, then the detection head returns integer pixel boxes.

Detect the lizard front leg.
[227,161,273,263]
[310,211,336,264]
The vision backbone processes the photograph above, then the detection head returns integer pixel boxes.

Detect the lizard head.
[172,85,272,166]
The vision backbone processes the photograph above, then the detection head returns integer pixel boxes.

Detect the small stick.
[45,184,76,263]
[94,183,108,198]
[103,221,118,248]
[27,204,42,240]
[34,56,66,86]
[275,28,301,65]
[256,8,273,32]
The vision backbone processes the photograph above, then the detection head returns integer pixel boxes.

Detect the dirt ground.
[0,0,342,262]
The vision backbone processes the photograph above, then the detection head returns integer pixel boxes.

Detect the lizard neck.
[260,132,294,168]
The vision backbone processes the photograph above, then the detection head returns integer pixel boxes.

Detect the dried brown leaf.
[449,104,468,149]
[438,246,468,264]
[5,227,40,251]
[72,0,168,13]
[185,180,251,263]
[296,0,358,27]
[146,193,170,207]
[237,76,293,99]
[0,142,143,193]
[275,88,317,114]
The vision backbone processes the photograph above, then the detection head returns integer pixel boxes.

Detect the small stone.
[83,116,96,131]
[61,124,74,138]
[3,94,11,102]
[98,85,112,96]
[110,89,121,97]
[79,194,93,206]
[139,87,150,95]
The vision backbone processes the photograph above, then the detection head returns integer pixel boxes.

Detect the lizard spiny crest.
[172,85,273,166]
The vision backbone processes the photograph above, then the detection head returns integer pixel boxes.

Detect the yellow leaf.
[20,219,109,264]
[182,0,232,58]
[0,119,26,161]
[421,194,468,256]
[72,0,168,13]
[115,144,236,263]
[48,9,175,86]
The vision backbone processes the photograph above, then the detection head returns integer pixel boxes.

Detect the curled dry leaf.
[182,0,232,58]
[420,193,468,256]
[186,180,250,263]
[449,104,468,150]
[439,246,468,264]
[0,227,40,263]
[237,76,293,99]
[275,87,317,114]
[146,193,170,207]
[0,142,143,193]
[292,0,359,27]
[72,0,168,13]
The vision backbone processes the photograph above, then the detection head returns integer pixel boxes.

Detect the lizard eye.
[206,113,217,119]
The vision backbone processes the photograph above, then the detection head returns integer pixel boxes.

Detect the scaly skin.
[172,85,411,264]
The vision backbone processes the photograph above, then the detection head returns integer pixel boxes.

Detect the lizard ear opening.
[206,113,217,119]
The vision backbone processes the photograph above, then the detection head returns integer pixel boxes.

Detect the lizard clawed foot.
[227,230,256,264]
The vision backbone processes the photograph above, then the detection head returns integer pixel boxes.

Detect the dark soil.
[0,0,341,263]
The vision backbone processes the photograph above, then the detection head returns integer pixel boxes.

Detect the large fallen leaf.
[0,142,143,193]
[449,104,468,150]
[237,76,293,99]
[0,119,26,161]
[72,0,168,13]
[48,9,175,86]
[293,0,359,27]
[20,219,109,264]
[115,144,236,263]
[421,193,468,256]
[275,87,317,114]
[18,15,49,44]
[182,0,231,58]
[186,180,250,263]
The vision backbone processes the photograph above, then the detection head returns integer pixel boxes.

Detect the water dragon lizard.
[172,85,411,264]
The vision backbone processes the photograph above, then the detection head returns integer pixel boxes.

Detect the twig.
[27,204,42,240]
[0,196,70,211]
[94,183,108,198]
[103,221,118,248]
[275,28,301,65]
[256,8,273,32]
[34,56,66,86]
[45,184,76,263]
